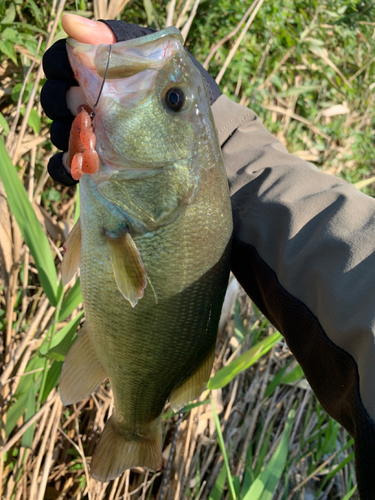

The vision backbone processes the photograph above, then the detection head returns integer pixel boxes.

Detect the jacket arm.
[212,95,375,498]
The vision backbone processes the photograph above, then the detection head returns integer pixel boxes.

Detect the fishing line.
[90,43,112,118]
[158,409,184,500]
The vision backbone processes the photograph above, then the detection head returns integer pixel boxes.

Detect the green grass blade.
[0,137,58,305]
[13,355,45,398]
[342,485,357,499]
[280,364,304,385]
[39,311,83,361]
[59,279,82,322]
[208,463,227,500]
[211,400,237,500]
[265,360,292,398]
[162,399,209,420]
[5,392,29,437]
[40,361,63,402]
[242,409,295,500]
[21,383,37,448]
[0,112,9,135]
[208,332,282,390]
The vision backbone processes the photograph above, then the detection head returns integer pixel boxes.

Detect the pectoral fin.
[106,230,147,307]
[61,218,81,286]
[170,348,215,412]
[59,323,107,405]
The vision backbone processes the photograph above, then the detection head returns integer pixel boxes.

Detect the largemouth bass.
[60,27,232,482]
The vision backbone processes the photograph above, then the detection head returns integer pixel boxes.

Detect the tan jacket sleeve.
[212,95,375,499]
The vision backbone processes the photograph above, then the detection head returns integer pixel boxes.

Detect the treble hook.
[90,43,112,119]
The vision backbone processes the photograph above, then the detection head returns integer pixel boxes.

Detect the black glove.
[41,21,221,186]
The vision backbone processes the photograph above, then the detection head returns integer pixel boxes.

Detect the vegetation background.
[0,0,374,498]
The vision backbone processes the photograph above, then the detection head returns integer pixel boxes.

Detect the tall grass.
[1,0,373,498]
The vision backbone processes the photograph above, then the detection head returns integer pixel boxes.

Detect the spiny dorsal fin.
[170,347,215,412]
[61,218,81,286]
[105,229,147,307]
[59,323,107,405]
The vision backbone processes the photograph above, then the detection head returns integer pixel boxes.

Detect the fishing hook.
[90,43,112,119]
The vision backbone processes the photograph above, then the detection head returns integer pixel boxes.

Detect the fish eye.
[165,88,185,111]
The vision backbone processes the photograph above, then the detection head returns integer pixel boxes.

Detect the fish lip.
[66,26,183,51]
[67,26,185,79]
[108,26,183,49]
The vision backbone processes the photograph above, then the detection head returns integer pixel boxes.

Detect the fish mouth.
[67,26,184,80]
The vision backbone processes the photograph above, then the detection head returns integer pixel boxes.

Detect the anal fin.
[170,348,215,412]
[91,415,162,482]
[106,229,147,307]
[61,218,81,286]
[59,323,107,405]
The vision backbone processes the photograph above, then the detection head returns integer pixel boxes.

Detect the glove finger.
[50,120,73,151]
[43,39,78,85]
[41,80,75,121]
[99,20,156,41]
[47,153,77,186]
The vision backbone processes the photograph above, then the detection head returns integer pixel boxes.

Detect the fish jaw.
[66,27,220,184]
[66,27,184,112]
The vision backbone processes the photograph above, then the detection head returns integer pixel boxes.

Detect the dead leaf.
[321,104,350,117]
[0,182,13,289]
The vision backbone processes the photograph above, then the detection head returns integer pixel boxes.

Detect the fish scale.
[60,26,232,481]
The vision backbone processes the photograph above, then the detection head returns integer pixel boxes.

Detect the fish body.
[60,27,232,481]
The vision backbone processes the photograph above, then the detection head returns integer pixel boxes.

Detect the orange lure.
[66,105,99,181]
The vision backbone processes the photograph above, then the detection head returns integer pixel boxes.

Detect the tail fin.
[91,415,162,482]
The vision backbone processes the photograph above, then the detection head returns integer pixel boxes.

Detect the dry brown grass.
[2,0,370,498]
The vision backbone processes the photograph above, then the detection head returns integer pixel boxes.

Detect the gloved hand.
[41,14,221,186]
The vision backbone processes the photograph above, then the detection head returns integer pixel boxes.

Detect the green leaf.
[59,279,82,322]
[0,112,9,136]
[20,108,41,135]
[276,84,321,98]
[143,0,160,27]
[0,39,18,65]
[209,464,227,500]
[211,400,237,500]
[242,409,295,500]
[21,385,37,448]
[27,0,43,25]
[342,485,357,500]
[1,4,16,24]
[207,332,282,390]
[39,311,84,361]
[280,364,304,385]
[163,399,209,420]
[265,360,292,398]
[6,22,48,36]
[5,391,29,436]
[0,138,58,305]
[14,355,45,398]
[40,361,63,402]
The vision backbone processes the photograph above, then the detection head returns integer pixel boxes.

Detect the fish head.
[66,27,221,186]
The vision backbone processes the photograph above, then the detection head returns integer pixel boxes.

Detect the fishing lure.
[66,45,112,180]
